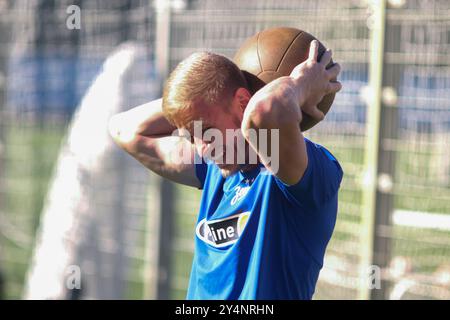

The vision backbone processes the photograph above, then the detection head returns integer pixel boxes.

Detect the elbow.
[108,113,138,150]
[242,94,299,135]
[242,97,276,133]
[108,114,119,140]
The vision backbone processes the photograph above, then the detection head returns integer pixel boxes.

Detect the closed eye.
[184,126,213,144]
[202,127,212,135]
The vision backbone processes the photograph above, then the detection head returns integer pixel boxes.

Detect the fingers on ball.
[328,81,342,93]
[311,108,325,121]
[309,40,319,61]
[328,62,341,79]
[320,49,333,66]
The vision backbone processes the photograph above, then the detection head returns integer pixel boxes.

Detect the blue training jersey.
[186,138,343,300]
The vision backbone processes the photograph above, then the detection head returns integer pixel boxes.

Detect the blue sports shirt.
[186,138,343,299]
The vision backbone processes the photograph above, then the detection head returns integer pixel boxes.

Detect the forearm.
[241,76,311,184]
[108,98,177,147]
[133,101,176,137]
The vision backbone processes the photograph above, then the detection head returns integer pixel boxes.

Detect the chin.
[218,164,241,178]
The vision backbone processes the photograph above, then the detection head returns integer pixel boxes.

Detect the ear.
[233,87,252,113]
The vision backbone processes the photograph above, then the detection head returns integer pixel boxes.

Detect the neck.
[239,163,260,173]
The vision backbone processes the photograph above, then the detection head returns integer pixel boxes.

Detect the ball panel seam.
[256,31,263,75]
[275,31,304,73]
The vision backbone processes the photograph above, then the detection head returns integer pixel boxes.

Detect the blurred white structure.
[24,43,157,299]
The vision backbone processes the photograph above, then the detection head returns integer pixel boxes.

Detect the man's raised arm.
[241,40,342,185]
[108,98,201,188]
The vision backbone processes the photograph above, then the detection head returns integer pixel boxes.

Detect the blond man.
[109,40,342,299]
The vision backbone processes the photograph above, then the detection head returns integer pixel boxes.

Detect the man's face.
[181,91,254,177]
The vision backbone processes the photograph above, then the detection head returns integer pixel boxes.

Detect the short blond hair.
[162,52,247,127]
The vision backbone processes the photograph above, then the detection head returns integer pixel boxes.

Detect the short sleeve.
[194,153,208,190]
[275,138,343,207]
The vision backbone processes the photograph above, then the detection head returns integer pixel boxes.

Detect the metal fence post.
[370,2,401,300]
[361,0,399,300]
[144,0,174,300]
[359,0,387,300]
